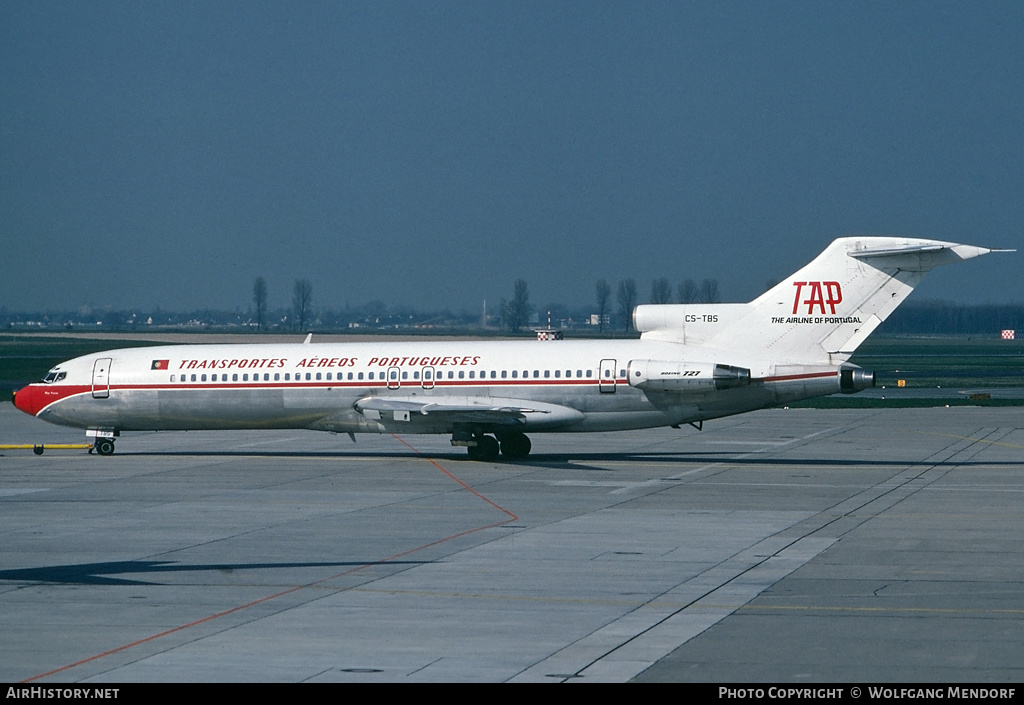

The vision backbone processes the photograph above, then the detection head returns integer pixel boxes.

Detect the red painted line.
[20,441,518,683]
[390,434,519,522]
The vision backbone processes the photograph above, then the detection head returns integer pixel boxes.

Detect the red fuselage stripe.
[761,372,837,382]
[18,370,838,416]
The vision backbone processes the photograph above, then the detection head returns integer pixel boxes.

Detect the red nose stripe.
[13,384,90,416]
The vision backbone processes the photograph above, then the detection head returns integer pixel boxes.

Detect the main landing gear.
[453,428,532,461]
[498,432,531,460]
[466,435,500,461]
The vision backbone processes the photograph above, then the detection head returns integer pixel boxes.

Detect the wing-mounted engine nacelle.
[839,367,875,394]
[628,360,751,392]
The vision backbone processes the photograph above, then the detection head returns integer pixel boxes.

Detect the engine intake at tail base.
[628,360,751,393]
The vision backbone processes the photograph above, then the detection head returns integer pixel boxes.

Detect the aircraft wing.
[354,395,585,429]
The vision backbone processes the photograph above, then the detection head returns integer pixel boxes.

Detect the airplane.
[12,237,1008,460]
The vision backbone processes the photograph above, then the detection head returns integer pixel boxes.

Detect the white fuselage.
[17,338,842,435]
[16,237,997,455]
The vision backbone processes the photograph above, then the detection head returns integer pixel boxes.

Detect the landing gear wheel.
[499,433,531,460]
[94,439,115,456]
[466,435,499,461]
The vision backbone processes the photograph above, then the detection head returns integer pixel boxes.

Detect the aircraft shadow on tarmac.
[107,448,1017,472]
[0,559,425,586]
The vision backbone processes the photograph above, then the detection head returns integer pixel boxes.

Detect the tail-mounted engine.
[628,360,751,392]
[839,367,875,394]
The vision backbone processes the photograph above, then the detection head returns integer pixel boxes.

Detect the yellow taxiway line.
[0,443,94,454]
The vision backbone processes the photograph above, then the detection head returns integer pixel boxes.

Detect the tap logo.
[792,281,842,315]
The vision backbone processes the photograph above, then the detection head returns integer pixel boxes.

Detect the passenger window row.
[167,368,623,383]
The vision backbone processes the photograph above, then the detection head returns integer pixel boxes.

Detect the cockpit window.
[42,371,67,383]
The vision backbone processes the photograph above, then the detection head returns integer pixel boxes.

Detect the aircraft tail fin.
[636,237,1005,363]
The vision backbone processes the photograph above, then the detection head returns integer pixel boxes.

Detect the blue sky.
[2,1,1020,313]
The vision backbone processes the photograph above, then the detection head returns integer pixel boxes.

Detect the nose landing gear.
[87,430,119,456]
[92,438,116,456]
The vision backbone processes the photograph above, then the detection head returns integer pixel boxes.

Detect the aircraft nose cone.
[13,385,47,416]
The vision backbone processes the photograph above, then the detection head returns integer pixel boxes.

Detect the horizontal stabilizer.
[846,242,1007,269]
[846,244,945,257]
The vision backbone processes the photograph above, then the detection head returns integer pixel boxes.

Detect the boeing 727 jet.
[12,237,1005,459]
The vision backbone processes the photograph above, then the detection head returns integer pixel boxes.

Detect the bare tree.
[293,278,313,331]
[677,279,698,304]
[497,296,508,331]
[699,278,720,303]
[595,279,611,332]
[505,279,533,333]
[617,278,637,331]
[252,276,268,331]
[650,277,672,304]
